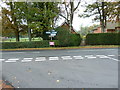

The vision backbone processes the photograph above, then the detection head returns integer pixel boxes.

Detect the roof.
[56,21,77,34]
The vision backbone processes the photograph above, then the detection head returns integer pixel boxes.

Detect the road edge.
[0,45,119,51]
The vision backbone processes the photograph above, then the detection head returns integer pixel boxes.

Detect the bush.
[1,41,48,49]
[86,33,120,45]
[1,40,61,49]
[55,27,82,47]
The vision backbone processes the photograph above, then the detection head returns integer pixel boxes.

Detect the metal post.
[51,37,52,40]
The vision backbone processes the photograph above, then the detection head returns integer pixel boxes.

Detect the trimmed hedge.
[55,27,82,47]
[86,33,120,45]
[1,40,59,49]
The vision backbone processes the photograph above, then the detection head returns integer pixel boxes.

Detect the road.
[1,48,119,88]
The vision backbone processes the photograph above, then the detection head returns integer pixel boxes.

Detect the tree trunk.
[15,30,20,42]
[101,2,105,33]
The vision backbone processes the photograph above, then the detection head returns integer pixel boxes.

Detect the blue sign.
[46,32,51,34]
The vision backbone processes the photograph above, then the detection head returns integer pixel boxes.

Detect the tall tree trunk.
[101,2,105,33]
[15,30,20,42]
[69,1,74,33]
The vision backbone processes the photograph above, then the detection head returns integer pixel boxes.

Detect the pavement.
[0,48,119,88]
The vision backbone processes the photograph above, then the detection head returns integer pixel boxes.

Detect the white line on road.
[0,59,5,61]
[36,57,46,60]
[96,55,109,58]
[73,56,84,59]
[107,55,115,56]
[5,61,16,62]
[35,59,46,62]
[8,58,19,61]
[35,57,46,62]
[21,60,32,62]
[85,55,97,59]
[61,56,72,60]
[108,57,119,62]
[49,57,59,61]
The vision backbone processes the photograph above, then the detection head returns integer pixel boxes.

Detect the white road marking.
[36,57,46,60]
[0,59,5,61]
[85,55,96,59]
[8,58,19,61]
[35,59,46,62]
[73,56,84,59]
[5,61,16,62]
[21,60,32,62]
[107,55,115,56]
[49,57,59,61]
[108,57,119,62]
[61,56,72,60]
[96,55,119,62]
[96,55,109,58]
[35,57,46,62]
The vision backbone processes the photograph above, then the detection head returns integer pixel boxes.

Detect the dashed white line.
[0,59,5,61]
[21,60,32,62]
[73,56,84,59]
[5,61,16,62]
[35,59,46,62]
[23,58,33,60]
[107,55,115,56]
[49,57,59,61]
[35,57,46,62]
[61,56,72,60]
[85,55,96,59]
[96,55,109,58]
[8,58,19,61]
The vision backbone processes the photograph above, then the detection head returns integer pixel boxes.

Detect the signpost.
[46,30,57,46]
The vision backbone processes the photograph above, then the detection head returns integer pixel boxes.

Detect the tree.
[18,2,59,40]
[59,0,81,32]
[2,2,60,41]
[79,1,120,33]
[2,2,27,41]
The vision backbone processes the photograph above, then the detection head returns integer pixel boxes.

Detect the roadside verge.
[0,45,119,51]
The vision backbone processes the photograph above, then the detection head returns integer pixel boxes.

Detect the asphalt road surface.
[1,48,119,88]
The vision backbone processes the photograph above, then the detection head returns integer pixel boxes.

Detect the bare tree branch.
[73,0,81,12]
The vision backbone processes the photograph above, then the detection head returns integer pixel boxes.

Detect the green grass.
[2,37,43,42]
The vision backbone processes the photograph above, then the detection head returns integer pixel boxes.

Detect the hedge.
[1,40,59,49]
[86,33,120,45]
[55,27,82,47]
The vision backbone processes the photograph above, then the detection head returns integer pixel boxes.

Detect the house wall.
[93,27,102,33]
[106,21,119,29]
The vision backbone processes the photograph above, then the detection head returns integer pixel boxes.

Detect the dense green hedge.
[55,27,82,47]
[86,33,120,45]
[1,40,59,49]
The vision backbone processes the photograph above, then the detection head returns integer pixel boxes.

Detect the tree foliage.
[2,2,60,41]
[79,1,120,32]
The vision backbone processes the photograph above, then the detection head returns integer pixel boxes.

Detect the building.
[93,21,120,33]
[56,22,77,34]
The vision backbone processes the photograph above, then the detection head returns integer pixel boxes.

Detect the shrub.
[55,27,82,47]
[1,40,60,49]
[1,41,49,49]
[86,33,120,45]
